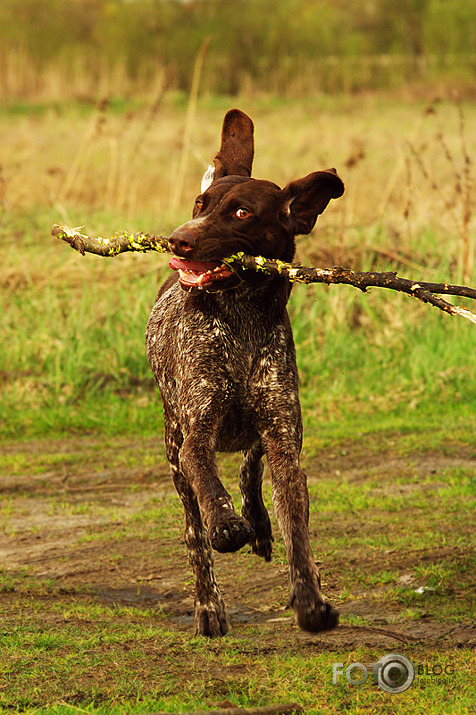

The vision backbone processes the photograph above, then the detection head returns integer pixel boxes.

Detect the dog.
[146,109,344,637]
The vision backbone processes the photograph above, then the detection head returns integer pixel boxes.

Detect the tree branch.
[52,224,170,256]
[225,253,476,323]
[53,224,476,324]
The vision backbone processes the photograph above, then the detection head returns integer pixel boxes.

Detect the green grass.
[0,431,473,712]
[2,206,475,443]
[0,95,474,714]
[0,585,473,714]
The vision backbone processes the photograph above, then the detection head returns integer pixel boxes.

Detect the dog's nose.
[168,228,196,255]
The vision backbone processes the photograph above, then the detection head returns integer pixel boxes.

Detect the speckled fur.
[146,109,344,637]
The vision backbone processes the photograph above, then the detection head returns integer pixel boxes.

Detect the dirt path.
[1,436,474,650]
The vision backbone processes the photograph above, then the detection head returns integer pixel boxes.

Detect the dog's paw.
[209,514,255,553]
[194,600,228,637]
[250,533,274,561]
[288,581,339,633]
[242,504,273,561]
[293,600,339,633]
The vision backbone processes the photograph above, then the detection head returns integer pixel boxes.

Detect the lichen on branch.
[52,224,169,257]
[53,223,476,324]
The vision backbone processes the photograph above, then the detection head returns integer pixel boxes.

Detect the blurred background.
[1,7,475,710]
[1,0,475,440]
[0,0,475,100]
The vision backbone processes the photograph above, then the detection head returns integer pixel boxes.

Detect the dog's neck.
[185,273,292,328]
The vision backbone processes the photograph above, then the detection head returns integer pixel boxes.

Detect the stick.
[52,224,476,324]
[52,224,170,256]
[226,253,476,323]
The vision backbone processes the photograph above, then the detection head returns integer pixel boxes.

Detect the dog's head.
[168,109,344,292]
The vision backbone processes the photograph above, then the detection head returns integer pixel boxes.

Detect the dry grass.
[1,95,474,715]
[1,94,474,440]
[1,94,475,352]
[2,95,474,263]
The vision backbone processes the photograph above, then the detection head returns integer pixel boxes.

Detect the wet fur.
[146,109,344,636]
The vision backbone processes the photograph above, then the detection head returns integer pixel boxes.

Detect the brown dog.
[146,109,344,636]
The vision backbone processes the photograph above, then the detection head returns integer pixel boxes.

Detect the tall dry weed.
[403,103,474,282]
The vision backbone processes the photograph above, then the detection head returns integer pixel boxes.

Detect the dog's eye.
[235,208,252,219]
[195,199,203,211]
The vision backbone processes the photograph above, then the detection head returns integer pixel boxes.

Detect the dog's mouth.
[169,256,233,290]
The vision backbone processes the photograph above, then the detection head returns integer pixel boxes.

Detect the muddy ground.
[1,437,474,651]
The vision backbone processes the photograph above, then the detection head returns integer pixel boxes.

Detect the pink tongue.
[169,257,221,273]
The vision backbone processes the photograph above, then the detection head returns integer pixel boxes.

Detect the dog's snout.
[169,228,196,255]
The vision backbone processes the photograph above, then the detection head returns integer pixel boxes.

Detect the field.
[0,94,475,714]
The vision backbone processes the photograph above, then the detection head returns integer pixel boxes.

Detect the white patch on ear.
[201,164,215,193]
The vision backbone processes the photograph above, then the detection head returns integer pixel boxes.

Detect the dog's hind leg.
[239,441,273,561]
[165,415,228,637]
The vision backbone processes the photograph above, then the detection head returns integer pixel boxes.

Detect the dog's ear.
[202,110,254,189]
[281,169,344,235]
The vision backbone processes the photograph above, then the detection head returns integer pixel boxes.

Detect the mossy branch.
[225,253,476,323]
[53,223,476,324]
[52,224,170,256]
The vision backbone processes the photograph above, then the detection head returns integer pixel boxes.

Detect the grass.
[1,457,474,714]
[1,94,475,442]
[0,553,473,714]
[0,94,475,713]
[1,205,475,442]
[2,1,475,103]
[0,432,473,712]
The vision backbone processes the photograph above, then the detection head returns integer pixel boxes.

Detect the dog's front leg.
[178,408,255,554]
[172,466,229,637]
[263,432,339,633]
[165,413,228,636]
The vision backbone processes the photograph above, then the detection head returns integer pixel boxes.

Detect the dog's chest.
[146,283,291,400]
